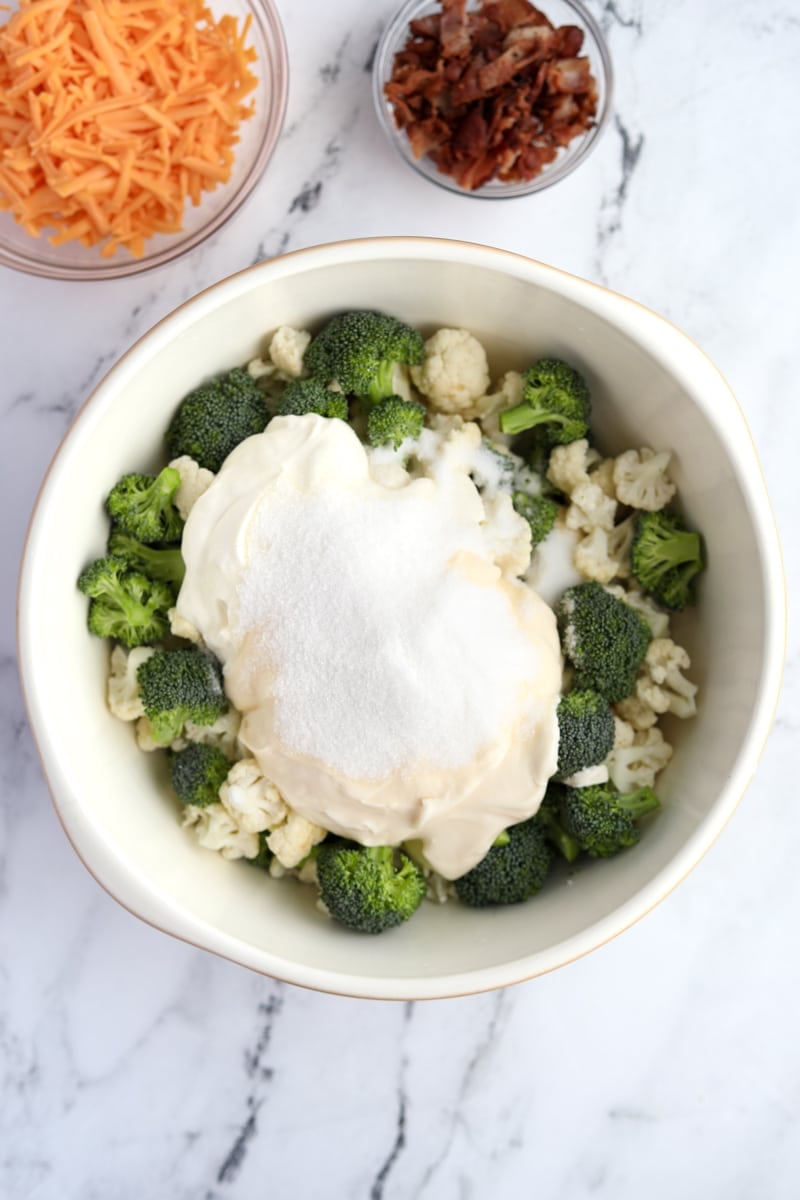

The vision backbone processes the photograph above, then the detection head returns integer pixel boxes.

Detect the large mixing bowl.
[17,238,785,998]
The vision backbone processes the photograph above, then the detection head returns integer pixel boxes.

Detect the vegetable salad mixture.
[80,310,704,935]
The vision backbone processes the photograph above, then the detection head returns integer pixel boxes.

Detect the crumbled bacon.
[384,0,599,189]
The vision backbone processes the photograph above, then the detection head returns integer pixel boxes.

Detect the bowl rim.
[371,0,614,199]
[0,0,289,281]
[17,236,787,1000]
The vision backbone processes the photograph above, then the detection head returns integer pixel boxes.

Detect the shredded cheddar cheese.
[0,0,258,258]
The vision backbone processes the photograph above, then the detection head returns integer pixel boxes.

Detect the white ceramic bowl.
[18,238,785,999]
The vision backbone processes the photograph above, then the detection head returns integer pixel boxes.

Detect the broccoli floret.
[366,395,425,449]
[107,528,185,586]
[499,358,590,443]
[316,839,426,934]
[556,782,660,858]
[536,789,581,863]
[137,647,227,745]
[249,832,274,871]
[556,582,651,703]
[78,555,173,647]
[166,367,268,473]
[106,467,183,544]
[454,818,552,907]
[512,490,558,546]
[277,377,349,420]
[170,742,230,807]
[304,310,424,402]
[631,510,704,611]
[556,689,615,778]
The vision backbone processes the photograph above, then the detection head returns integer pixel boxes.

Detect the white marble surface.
[2,0,798,1195]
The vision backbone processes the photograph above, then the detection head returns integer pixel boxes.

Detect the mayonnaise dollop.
[176,415,562,879]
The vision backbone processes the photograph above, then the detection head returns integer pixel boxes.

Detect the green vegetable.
[555,782,661,858]
[631,510,704,611]
[277,376,348,420]
[512,490,558,546]
[454,818,552,907]
[107,528,185,586]
[250,832,274,871]
[556,689,615,778]
[106,467,183,544]
[170,742,230,807]
[499,358,590,444]
[137,647,226,745]
[556,582,651,703]
[366,395,425,449]
[304,310,424,402]
[166,367,268,473]
[78,555,172,648]
[536,790,581,863]
[316,839,426,934]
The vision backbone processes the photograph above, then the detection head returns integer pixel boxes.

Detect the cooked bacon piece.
[385,0,599,189]
[440,0,472,57]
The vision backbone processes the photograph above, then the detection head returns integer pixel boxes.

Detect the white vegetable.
[183,709,244,761]
[410,328,491,415]
[606,727,673,791]
[135,715,186,753]
[588,457,617,499]
[268,326,311,378]
[614,694,658,731]
[605,583,671,639]
[561,763,610,787]
[574,527,621,585]
[267,811,327,869]
[481,491,532,578]
[169,607,203,645]
[612,715,636,749]
[472,370,525,435]
[613,448,676,511]
[182,802,259,860]
[565,480,617,533]
[107,645,154,721]
[168,455,215,521]
[546,438,601,495]
[219,758,287,834]
[636,638,698,719]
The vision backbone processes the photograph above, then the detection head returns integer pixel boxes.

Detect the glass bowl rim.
[0,0,289,281]
[372,0,614,200]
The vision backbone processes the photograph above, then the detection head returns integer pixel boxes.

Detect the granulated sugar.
[235,479,541,781]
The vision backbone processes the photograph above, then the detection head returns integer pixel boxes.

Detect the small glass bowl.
[0,0,288,280]
[373,0,613,199]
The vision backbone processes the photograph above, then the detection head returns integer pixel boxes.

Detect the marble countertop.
[2,0,797,1195]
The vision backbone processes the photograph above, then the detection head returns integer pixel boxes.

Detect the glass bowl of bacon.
[0,0,287,280]
[374,0,612,197]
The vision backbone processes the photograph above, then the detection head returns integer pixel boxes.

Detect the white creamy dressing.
[177,415,563,879]
[525,518,584,608]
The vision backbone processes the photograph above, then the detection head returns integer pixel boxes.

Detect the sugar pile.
[234,480,542,781]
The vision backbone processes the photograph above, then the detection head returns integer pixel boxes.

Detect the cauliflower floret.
[546,438,602,496]
[575,515,637,584]
[472,370,526,434]
[636,638,698,719]
[297,856,320,886]
[182,802,259,860]
[219,758,287,834]
[246,356,277,381]
[561,763,610,788]
[481,491,532,577]
[588,457,617,499]
[613,448,676,511]
[107,645,155,721]
[267,811,327,869]
[168,455,215,521]
[614,694,658,731]
[268,326,311,378]
[607,727,673,791]
[565,480,617,534]
[605,584,671,639]
[410,328,491,415]
[612,715,636,749]
[169,607,203,645]
[183,709,244,761]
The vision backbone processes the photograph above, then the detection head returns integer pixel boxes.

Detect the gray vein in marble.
[212,986,284,1189]
[417,990,509,1196]
[594,115,645,284]
[369,1001,413,1200]
[595,0,643,37]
